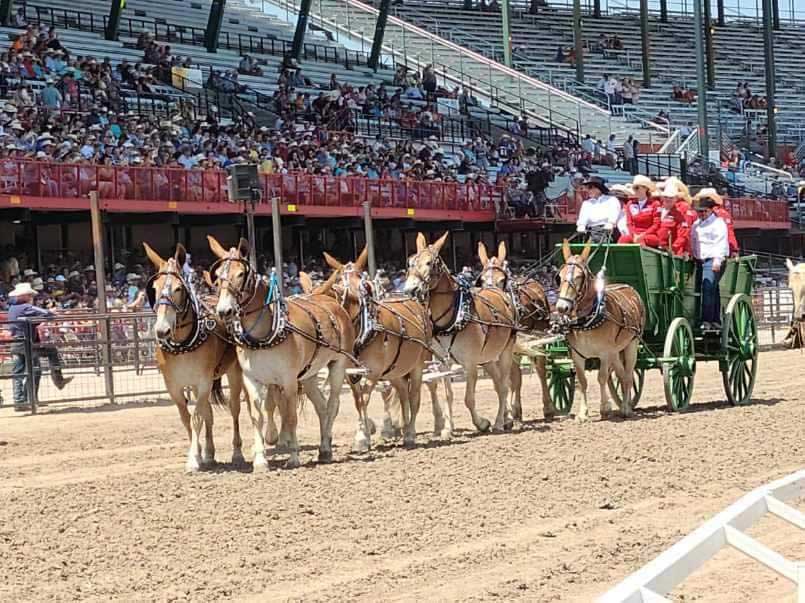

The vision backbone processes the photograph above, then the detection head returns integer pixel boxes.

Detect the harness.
[213,255,362,368]
[146,268,217,355]
[335,267,442,374]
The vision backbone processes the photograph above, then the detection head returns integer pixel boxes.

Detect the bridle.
[557,258,592,311]
[147,265,193,332]
[477,261,509,290]
[407,247,449,301]
[209,253,257,317]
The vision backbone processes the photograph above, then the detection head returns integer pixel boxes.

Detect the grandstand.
[0,0,800,279]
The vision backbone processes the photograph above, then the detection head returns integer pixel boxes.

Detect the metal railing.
[0,312,160,413]
[22,3,379,70]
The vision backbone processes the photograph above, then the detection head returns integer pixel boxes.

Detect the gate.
[0,312,165,413]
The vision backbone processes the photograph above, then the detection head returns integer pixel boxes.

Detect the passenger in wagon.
[644,182,694,255]
[617,174,660,245]
[690,195,730,330]
[693,188,738,256]
[608,183,634,239]
[576,176,620,241]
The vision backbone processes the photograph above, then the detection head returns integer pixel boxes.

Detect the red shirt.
[625,198,660,235]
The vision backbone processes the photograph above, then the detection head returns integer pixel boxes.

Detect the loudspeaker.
[227,163,260,202]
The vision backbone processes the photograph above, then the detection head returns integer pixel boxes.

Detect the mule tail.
[210,378,228,407]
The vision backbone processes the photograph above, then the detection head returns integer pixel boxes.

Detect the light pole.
[693,0,709,160]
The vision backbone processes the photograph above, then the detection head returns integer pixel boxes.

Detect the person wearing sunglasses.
[690,195,729,331]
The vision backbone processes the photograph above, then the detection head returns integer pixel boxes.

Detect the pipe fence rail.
[0,312,164,414]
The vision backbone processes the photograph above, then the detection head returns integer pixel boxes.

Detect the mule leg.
[279,382,301,469]
[166,378,199,472]
[198,384,216,466]
[620,342,639,418]
[242,374,270,470]
[510,359,523,422]
[407,367,424,447]
[428,379,444,437]
[322,359,347,462]
[597,355,613,420]
[571,351,590,423]
[381,384,402,440]
[351,378,375,453]
[226,365,245,465]
[440,376,455,440]
[302,377,330,462]
[464,366,491,432]
[264,385,279,446]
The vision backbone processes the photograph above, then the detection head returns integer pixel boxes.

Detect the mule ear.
[174,243,187,269]
[786,258,795,272]
[143,242,166,269]
[298,271,313,294]
[207,235,228,259]
[415,232,428,252]
[323,252,343,270]
[354,246,369,272]
[478,241,489,267]
[562,239,571,262]
[432,231,449,254]
[314,268,340,295]
[237,237,250,259]
[580,240,592,261]
[497,240,507,263]
[203,270,213,287]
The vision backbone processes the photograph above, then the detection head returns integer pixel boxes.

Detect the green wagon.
[544,244,759,413]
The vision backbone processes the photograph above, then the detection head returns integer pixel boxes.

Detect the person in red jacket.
[646,182,696,255]
[617,174,660,245]
[693,188,738,256]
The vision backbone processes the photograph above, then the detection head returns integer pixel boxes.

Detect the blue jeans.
[12,352,40,407]
[696,259,724,324]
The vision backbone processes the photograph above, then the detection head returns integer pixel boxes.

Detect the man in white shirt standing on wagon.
[690,195,730,331]
[576,176,621,242]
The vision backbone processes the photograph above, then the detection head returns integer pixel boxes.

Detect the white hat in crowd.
[10,282,37,298]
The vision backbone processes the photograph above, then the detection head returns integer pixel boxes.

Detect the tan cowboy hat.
[631,174,656,192]
[693,187,724,206]
[609,183,635,199]
[661,177,691,202]
[10,282,36,298]
[658,182,682,199]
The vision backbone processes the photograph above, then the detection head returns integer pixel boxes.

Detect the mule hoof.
[231,450,245,465]
[366,418,377,435]
[403,438,416,450]
[185,459,202,474]
[253,453,269,471]
[574,414,590,424]
[352,436,370,454]
[543,413,556,423]
[284,456,301,470]
[381,428,401,441]
[440,428,453,441]
[476,418,491,433]
[318,449,333,464]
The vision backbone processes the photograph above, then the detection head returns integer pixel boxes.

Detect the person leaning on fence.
[7,282,71,411]
[690,195,730,332]
[575,176,621,242]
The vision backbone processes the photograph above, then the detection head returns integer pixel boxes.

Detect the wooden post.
[90,192,114,404]
[362,201,377,278]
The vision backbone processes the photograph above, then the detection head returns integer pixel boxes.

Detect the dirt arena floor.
[1,348,803,602]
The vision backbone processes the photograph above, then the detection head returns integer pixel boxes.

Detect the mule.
[404,232,517,435]
[785,258,805,347]
[144,242,244,472]
[476,241,556,422]
[208,236,355,469]
[318,248,432,449]
[555,240,646,422]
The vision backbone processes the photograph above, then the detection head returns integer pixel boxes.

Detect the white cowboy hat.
[658,183,681,198]
[10,282,36,298]
[693,187,724,206]
[631,174,656,192]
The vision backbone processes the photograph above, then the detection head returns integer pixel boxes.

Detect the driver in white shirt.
[576,176,621,242]
[690,196,729,330]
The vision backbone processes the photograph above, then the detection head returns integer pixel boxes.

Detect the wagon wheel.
[608,367,646,409]
[547,364,575,415]
[721,294,758,406]
[662,317,696,411]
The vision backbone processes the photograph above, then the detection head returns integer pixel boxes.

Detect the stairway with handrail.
[246,0,668,145]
